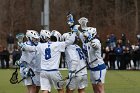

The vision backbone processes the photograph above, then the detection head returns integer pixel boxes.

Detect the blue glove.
[67,13,74,26]
[71,25,80,32]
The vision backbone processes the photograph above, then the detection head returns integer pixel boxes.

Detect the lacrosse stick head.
[78,17,88,30]
[16,33,25,43]
[10,69,18,84]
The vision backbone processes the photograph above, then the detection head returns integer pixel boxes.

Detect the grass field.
[0,69,140,93]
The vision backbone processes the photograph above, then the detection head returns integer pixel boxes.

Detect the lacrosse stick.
[10,68,18,84]
[78,17,88,31]
[57,58,98,88]
[18,68,35,84]
[9,60,21,84]
[16,33,25,43]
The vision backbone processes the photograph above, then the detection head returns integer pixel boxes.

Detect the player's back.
[38,42,66,70]
[65,44,87,76]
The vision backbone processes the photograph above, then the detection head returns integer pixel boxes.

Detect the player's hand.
[68,70,76,79]
[71,25,80,33]
[22,67,29,78]
[20,63,29,78]
[18,42,25,48]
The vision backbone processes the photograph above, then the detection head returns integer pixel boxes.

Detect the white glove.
[68,70,76,79]
[18,42,25,48]
[20,67,29,78]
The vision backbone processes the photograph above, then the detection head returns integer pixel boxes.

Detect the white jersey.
[37,42,66,70]
[87,38,104,68]
[65,44,87,76]
[23,32,77,70]
[20,41,36,69]
[33,42,41,72]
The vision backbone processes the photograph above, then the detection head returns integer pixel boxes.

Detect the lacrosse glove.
[68,70,76,79]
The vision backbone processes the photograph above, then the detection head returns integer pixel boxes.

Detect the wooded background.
[0,0,140,46]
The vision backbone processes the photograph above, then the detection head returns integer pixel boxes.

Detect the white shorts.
[90,68,106,84]
[34,72,40,86]
[40,70,63,92]
[20,66,40,86]
[67,74,88,90]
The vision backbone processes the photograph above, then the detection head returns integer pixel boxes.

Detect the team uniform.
[20,41,40,86]
[87,38,106,84]
[65,44,88,90]
[23,32,77,92]
[38,42,66,92]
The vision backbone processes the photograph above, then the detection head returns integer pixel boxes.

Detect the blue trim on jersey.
[41,69,58,71]
[89,63,106,71]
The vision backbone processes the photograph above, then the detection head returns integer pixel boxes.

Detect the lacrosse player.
[19,30,40,93]
[34,30,51,93]
[82,27,106,93]
[62,31,88,93]
[20,29,78,93]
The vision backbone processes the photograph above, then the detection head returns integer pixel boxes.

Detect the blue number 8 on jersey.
[45,48,51,60]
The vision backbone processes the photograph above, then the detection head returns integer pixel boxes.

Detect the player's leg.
[90,69,106,93]
[36,86,40,93]
[65,77,76,93]
[51,71,64,93]
[78,88,85,93]
[24,76,37,93]
[57,89,64,93]
[40,71,51,93]
[77,75,88,93]
[34,72,40,93]
[66,88,74,93]
[92,83,105,93]
[27,85,36,93]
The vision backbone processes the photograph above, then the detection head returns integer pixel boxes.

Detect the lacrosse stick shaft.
[76,58,97,74]
[66,58,98,88]
[18,77,26,83]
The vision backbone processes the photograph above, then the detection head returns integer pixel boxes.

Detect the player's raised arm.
[65,25,80,46]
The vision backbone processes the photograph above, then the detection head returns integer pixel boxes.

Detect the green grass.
[0,69,140,93]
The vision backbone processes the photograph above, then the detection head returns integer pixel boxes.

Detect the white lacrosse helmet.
[40,30,51,39]
[51,30,62,41]
[83,27,97,41]
[26,30,39,41]
[62,32,72,41]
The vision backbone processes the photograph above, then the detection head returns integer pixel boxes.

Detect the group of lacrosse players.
[17,13,106,93]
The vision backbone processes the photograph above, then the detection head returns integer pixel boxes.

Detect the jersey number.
[76,48,84,60]
[45,48,51,60]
